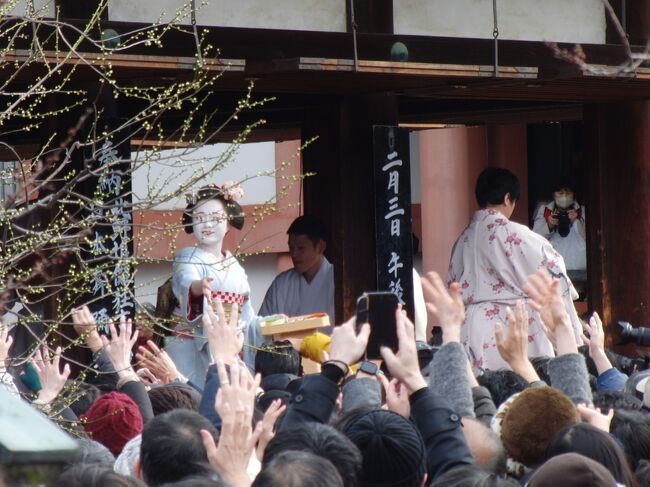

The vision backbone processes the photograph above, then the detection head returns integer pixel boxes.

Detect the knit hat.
[527,453,618,487]
[82,392,143,455]
[113,434,142,476]
[495,387,579,468]
[342,409,426,487]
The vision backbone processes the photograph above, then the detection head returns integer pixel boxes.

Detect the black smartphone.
[356,291,399,360]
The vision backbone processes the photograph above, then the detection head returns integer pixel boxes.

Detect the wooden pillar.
[303,93,399,322]
[585,101,650,350]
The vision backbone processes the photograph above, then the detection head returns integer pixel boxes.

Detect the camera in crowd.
[556,210,571,237]
[619,321,650,347]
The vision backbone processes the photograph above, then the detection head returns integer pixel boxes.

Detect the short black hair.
[158,473,228,487]
[253,450,344,487]
[287,215,328,244]
[54,464,145,487]
[610,409,650,470]
[68,439,115,469]
[140,410,219,487]
[254,340,301,377]
[477,369,528,407]
[475,167,520,208]
[592,391,642,414]
[264,423,362,487]
[148,384,200,416]
[430,465,518,487]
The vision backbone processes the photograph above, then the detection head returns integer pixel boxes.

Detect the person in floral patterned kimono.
[448,167,582,372]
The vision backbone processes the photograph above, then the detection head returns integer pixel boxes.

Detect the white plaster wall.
[132,141,276,209]
[134,253,279,310]
[108,0,347,32]
[394,0,606,44]
[3,0,54,17]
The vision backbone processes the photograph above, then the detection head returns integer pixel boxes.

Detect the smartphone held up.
[356,291,400,360]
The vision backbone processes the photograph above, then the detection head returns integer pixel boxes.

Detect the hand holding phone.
[356,291,399,360]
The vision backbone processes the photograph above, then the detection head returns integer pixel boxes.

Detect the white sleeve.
[532,204,551,238]
[258,278,279,316]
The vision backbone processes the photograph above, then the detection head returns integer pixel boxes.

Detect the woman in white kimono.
[167,183,266,385]
[532,183,587,273]
[448,168,582,372]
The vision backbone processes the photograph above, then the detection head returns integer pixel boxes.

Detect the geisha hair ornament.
[185,181,244,206]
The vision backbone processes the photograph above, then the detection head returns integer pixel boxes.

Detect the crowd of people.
[1,168,649,487]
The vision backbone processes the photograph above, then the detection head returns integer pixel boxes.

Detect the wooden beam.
[3,49,245,71]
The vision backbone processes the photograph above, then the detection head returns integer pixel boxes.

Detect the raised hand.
[31,346,71,405]
[328,316,370,368]
[256,399,287,461]
[421,271,465,343]
[203,300,243,365]
[523,269,576,354]
[136,340,183,384]
[582,312,613,375]
[0,322,13,369]
[495,301,540,382]
[201,358,262,487]
[380,308,427,394]
[71,306,103,353]
[378,374,411,418]
[101,316,138,373]
[576,403,614,432]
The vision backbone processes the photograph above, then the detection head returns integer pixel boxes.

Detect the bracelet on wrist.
[322,359,350,376]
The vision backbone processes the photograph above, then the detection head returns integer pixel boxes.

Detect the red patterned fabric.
[211,291,246,306]
[187,290,246,320]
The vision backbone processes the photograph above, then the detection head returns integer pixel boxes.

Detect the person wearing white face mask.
[166,182,268,385]
[532,181,587,274]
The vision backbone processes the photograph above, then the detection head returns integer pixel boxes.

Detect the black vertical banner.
[82,120,134,333]
[373,126,414,319]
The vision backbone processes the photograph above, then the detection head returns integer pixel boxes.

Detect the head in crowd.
[158,473,229,487]
[114,434,142,477]
[593,391,643,414]
[474,167,520,216]
[477,369,528,407]
[286,215,328,277]
[546,422,637,487]
[635,460,650,487]
[341,409,427,487]
[253,450,344,487]
[183,183,245,245]
[139,409,220,487]
[65,381,102,417]
[54,464,145,487]
[429,465,518,487]
[527,453,619,487]
[610,409,650,470]
[68,439,115,470]
[625,370,650,400]
[493,387,580,468]
[254,340,301,377]
[81,391,144,456]
[461,418,507,476]
[263,423,362,487]
[148,383,200,416]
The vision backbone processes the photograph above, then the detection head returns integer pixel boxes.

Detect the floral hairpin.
[219,180,244,202]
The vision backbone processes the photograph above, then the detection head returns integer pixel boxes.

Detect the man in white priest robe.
[259,216,335,330]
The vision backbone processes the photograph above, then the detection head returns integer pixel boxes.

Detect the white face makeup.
[192,199,228,247]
